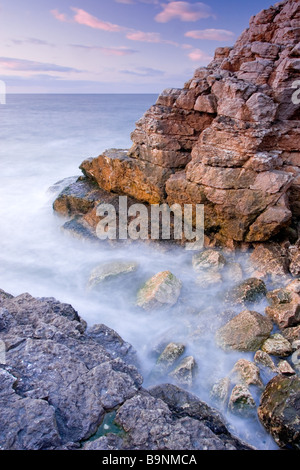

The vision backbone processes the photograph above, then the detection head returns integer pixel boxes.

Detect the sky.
[0,0,276,93]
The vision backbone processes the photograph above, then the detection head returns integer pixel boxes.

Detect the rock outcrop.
[0,289,250,451]
[54,0,300,247]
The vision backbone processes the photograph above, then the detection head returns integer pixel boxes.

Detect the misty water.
[0,94,279,450]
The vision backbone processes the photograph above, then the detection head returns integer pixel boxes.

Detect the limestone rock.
[52,0,300,246]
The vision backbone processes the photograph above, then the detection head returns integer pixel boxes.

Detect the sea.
[0,94,278,450]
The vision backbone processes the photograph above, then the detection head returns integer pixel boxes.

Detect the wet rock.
[249,243,290,280]
[225,278,267,306]
[148,383,251,449]
[156,342,185,372]
[0,292,143,449]
[169,356,196,387]
[52,0,300,246]
[277,360,295,376]
[286,279,300,294]
[228,385,257,418]
[88,260,139,289]
[192,249,226,272]
[215,310,273,352]
[230,359,263,388]
[136,271,182,311]
[111,390,247,450]
[282,325,300,343]
[53,177,105,217]
[289,245,300,277]
[254,350,278,374]
[210,377,231,409]
[195,270,223,288]
[261,333,293,357]
[265,291,300,329]
[258,375,300,450]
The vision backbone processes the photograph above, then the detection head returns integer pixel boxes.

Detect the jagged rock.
[254,350,278,377]
[0,292,143,449]
[192,249,226,272]
[265,290,300,329]
[169,356,196,387]
[230,359,263,388]
[277,360,295,376]
[210,377,231,408]
[136,271,182,310]
[261,333,293,357]
[215,310,273,352]
[249,243,290,279]
[228,385,257,418]
[225,278,267,305]
[282,324,300,342]
[258,375,300,450]
[52,0,300,247]
[87,261,139,289]
[156,342,185,372]
[289,244,300,277]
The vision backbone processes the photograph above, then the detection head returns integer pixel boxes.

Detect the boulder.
[261,333,293,357]
[265,292,300,329]
[228,385,257,418]
[258,375,300,450]
[230,359,263,388]
[87,260,139,289]
[215,310,273,352]
[192,249,226,272]
[136,271,182,310]
[225,278,267,306]
[169,356,196,388]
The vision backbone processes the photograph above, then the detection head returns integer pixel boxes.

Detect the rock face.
[0,290,250,451]
[53,0,300,246]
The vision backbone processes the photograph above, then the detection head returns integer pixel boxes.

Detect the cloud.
[185,29,235,41]
[51,7,179,46]
[115,0,159,3]
[71,44,138,56]
[11,38,55,47]
[155,1,214,23]
[50,9,69,22]
[0,57,80,73]
[188,48,213,62]
[121,66,165,76]
[71,7,126,32]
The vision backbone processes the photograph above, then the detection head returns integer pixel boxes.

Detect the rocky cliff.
[58,0,300,247]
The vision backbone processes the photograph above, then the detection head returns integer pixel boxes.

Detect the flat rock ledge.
[0,289,250,451]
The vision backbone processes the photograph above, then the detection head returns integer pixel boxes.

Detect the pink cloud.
[50,9,68,22]
[188,48,213,63]
[185,29,235,41]
[51,7,179,46]
[71,7,125,32]
[155,1,214,23]
[71,44,138,56]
